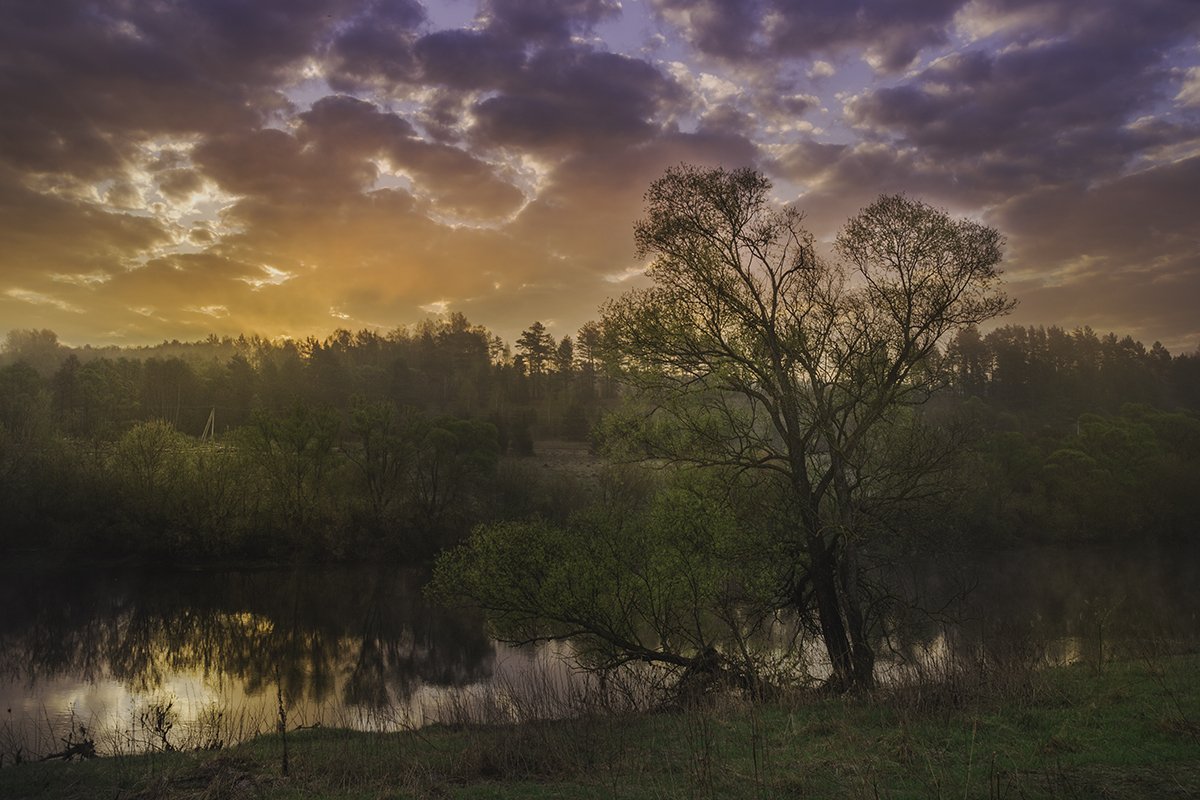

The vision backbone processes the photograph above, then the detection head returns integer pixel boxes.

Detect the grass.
[2,652,1198,799]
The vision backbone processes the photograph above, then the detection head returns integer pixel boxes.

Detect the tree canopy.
[597,165,1014,689]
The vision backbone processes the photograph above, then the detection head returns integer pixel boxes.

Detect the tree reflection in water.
[2,545,1196,758]
[0,563,496,739]
[878,543,1200,675]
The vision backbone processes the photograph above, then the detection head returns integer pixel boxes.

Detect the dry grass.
[3,648,1199,799]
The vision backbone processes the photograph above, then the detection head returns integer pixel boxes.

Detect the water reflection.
[0,565,495,705]
[884,543,1200,670]
[2,544,1197,759]
[0,563,503,757]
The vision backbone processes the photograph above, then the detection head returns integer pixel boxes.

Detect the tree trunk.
[839,539,876,689]
[804,533,875,692]
[806,535,858,691]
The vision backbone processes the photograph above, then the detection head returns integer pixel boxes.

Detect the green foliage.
[1,328,64,376]
[515,321,554,376]
[0,390,513,561]
[0,304,1195,562]
[0,362,52,482]
[248,403,341,544]
[601,167,1016,689]
[409,415,500,547]
[944,404,1200,543]
[116,419,189,496]
[431,470,786,681]
[345,398,415,530]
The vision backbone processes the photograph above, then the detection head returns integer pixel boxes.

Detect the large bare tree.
[601,166,1013,689]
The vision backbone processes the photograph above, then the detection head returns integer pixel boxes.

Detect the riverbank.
[3,652,1197,799]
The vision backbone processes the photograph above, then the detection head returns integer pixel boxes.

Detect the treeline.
[0,315,610,559]
[944,324,1200,420]
[1,315,613,448]
[938,324,1200,544]
[0,318,1197,560]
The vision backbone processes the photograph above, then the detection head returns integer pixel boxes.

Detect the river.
[1,543,1197,760]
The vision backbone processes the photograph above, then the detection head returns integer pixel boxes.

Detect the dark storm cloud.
[413,89,477,144]
[193,96,523,220]
[299,95,418,153]
[766,139,993,242]
[768,139,849,182]
[649,0,763,61]
[1,5,241,180]
[0,0,376,180]
[765,0,1200,231]
[471,47,687,154]
[993,156,1200,350]
[329,1,622,92]
[116,252,261,293]
[324,0,426,91]
[697,103,757,137]
[413,29,526,91]
[194,127,374,202]
[652,0,960,70]
[298,96,525,218]
[481,0,622,43]
[845,1,1200,191]
[766,0,960,71]
[994,155,1200,272]
[392,140,526,218]
[156,169,206,203]
[0,0,486,216]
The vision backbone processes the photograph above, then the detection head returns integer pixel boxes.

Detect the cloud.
[509,130,762,273]
[992,156,1200,351]
[298,95,526,218]
[843,0,1200,194]
[0,171,171,281]
[652,0,961,71]
[808,60,836,79]
[470,47,687,155]
[480,0,622,43]
[4,288,84,314]
[413,29,527,90]
[324,1,427,92]
[1,0,1197,352]
[1177,66,1200,107]
[0,0,374,183]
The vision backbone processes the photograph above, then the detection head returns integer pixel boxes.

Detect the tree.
[430,471,788,692]
[576,322,601,372]
[516,321,555,377]
[0,362,52,486]
[344,399,414,530]
[555,335,575,376]
[409,415,499,535]
[575,321,603,397]
[2,329,65,376]
[249,402,341,540]
[597,166,1012,689]
[116,419,188,499]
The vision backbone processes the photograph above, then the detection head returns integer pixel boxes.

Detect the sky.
[1,0,1198,352]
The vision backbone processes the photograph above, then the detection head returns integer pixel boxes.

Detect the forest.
[1,308,1199,563]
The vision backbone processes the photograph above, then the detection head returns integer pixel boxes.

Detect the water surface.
[2,543,1197,760]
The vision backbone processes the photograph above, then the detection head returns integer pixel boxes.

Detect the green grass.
[3,654,1198,799]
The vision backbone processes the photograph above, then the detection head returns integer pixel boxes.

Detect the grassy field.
[2,653,1197,799]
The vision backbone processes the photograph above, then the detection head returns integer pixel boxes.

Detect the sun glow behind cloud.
[242,266,296,290]
[0,0,1196,351]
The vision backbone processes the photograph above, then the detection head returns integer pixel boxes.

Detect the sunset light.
[1,0,1195,349]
